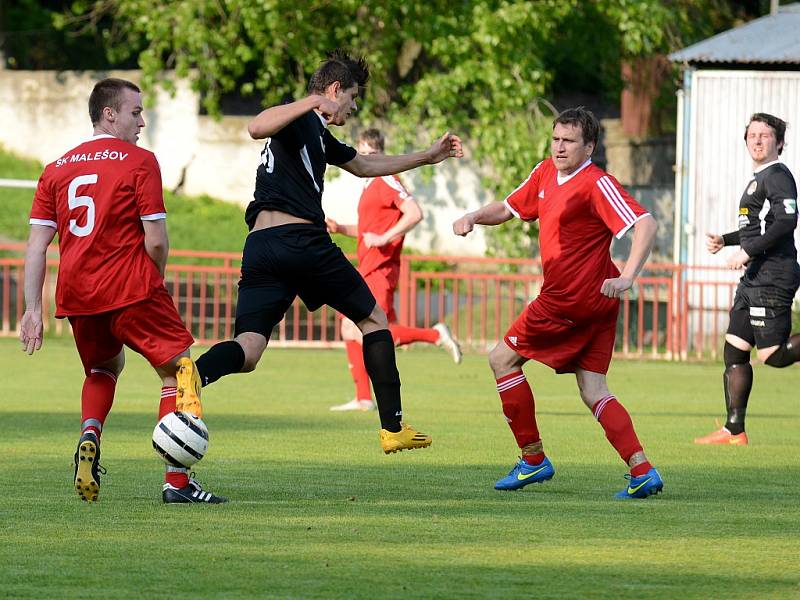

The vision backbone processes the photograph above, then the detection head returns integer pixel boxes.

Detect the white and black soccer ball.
[152,411,209,468]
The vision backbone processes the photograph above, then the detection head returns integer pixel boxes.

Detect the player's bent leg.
[577,369,663,499]
[355,303,431,451]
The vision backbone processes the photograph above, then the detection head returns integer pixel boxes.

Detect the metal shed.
[668,3,800,355]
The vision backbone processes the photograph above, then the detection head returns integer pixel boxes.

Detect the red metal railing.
[0,244,741,359]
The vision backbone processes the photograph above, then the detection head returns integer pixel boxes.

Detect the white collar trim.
[89,134,116,142]
[556,158,592,185]
[754,159,780,174]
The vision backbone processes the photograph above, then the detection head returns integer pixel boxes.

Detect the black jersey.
[724,162,798,273]
[245,108,357,230]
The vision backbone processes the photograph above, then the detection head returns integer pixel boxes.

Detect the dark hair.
[358,128,384,152]
[553,106,600,147]
[744,113,787,155]
[307,49,370,95]
[89,78,141,124]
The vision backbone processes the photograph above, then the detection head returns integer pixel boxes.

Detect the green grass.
[1,337,799,598]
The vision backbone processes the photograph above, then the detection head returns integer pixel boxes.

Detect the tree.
[60,0,748,256]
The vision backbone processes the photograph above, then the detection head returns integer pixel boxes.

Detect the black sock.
[723,363,752,435]
[195,341,246,387]
[362,329,402,432]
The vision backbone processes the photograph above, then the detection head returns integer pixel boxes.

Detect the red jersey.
[30,135,167,317]
[504,158,649,321]
[356,175,412,280]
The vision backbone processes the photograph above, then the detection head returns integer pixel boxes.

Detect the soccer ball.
[152,411,209,468]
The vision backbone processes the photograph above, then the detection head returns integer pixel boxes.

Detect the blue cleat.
[615,467,664,499]
[494,457,555,491]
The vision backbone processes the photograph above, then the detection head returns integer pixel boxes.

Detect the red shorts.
[362,269,397,323]
[504,300,619,374]
[68,285,194,375]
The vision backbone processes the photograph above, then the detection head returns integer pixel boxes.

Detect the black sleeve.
[722,230,740,246]
[766,167,798,207]
[741,218,796,256]
[323,130,357,165]
[741,169,799,256]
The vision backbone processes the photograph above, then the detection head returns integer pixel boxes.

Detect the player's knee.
[235,334,266,372]
[763,343,795,368]
[723,341,750,367]
[488,343,516,375]
[356,304,388,335]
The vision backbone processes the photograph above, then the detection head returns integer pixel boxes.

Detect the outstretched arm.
[247,95,340,139]
[340,133,463,178]
[453,202,514,236]
[600,215,657,298]
[21,224,57,354]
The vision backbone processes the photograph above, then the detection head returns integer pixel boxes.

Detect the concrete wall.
[0,69,490,255]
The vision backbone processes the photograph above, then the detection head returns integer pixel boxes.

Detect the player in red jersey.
[20,77,226,504]
[453,107,663,499]
[326,129,462,412]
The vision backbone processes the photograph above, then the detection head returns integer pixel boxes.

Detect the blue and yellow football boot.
[615,467,664,499]
[494,456,555,491]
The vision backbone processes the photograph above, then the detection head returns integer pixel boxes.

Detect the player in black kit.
[185,50,463,454]
[696,113,799,446]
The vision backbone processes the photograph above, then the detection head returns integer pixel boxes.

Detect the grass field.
[2,338,799,598]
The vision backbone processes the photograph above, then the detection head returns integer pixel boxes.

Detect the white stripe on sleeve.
[614,213,650,239]
[30,218,57,228]
[596,176,636,224]
[140,213,167,221]
[381,176,412,201]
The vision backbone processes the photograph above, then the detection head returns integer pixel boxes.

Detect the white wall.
[685,70,800,272]
[0,69,491,255]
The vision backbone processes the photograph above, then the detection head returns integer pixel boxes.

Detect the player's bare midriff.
[252,209,313,231]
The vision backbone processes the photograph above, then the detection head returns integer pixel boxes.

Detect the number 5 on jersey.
[68,174,97,237]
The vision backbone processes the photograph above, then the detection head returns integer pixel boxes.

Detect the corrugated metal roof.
[669,3,800,64]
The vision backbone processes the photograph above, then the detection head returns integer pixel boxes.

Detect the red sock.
[159,386,177,420]
[591,395,650,475]
[159,386,190,488]
[345,340,371,400]
[496,371,543,462]
[80,368,117,440]
[389,324,440,346]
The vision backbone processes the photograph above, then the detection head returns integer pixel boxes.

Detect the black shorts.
[727,264,800,348]
[234,224,376,338]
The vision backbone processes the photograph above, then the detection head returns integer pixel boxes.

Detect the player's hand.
[427,132,464,164]
[363,232,389,248]
[452,214,475,236]
[705,232,724,254]
[726,248,750,270]
[600,276,633,299]
[317,98,340,124]
[325,218,339,234]
[19,309,44,355]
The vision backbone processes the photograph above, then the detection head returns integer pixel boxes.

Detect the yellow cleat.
[176,357,203,418]
[380,423,432,454]
[74,432,105,503]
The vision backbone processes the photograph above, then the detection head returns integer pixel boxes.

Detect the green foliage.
[52,0,747,257]
[2,338,800,597]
